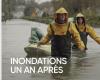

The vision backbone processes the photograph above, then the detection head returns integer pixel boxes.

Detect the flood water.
[2,19,100,80]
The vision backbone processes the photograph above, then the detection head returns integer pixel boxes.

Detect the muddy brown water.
[2,19,100,80]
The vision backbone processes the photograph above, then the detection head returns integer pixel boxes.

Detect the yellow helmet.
[76,13,84,17]
[55,7,68,14]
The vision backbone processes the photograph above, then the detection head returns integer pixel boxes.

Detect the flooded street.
[2,19,100,80]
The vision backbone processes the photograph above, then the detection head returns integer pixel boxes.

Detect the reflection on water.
[2,19,100,80]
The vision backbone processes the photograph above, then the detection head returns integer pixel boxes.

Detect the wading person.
[72,13,100,50]
[38,8,85,60]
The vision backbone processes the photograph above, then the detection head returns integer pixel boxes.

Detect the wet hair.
[76,17,86,26]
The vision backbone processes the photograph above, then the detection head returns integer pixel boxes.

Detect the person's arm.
[87,25,100,44]
[38,25,52,45]
[69,23,85,50]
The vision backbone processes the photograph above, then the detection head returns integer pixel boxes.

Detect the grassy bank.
[22,16,100,27]
[22,16,53,24]
[87,16,100,27]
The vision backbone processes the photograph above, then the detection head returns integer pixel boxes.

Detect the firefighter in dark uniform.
[72,13,100,50]
[38,8,85,60]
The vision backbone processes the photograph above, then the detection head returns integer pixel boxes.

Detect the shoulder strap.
[75,23,79,32]
[84,25,87,32]
[84,25,89,35]
[67,22,70,32]
[84,26,86,32]
[49,24,54,35]
[50,23,71,34]
[75,23,87,32]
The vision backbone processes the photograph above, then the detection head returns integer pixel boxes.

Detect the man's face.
[77,17,84,24]
[55,13,68,24]
[57,13,66,20]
